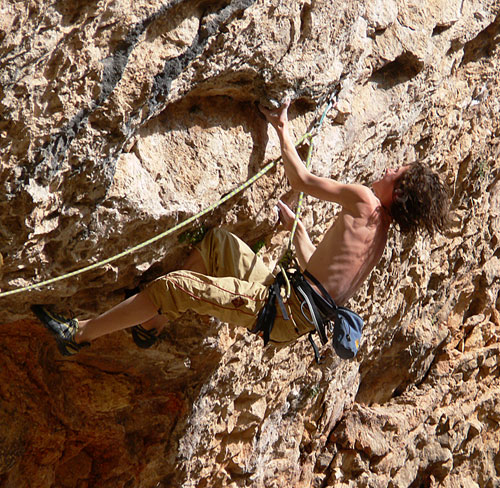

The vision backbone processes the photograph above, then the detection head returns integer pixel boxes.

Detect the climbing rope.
[0,158,275,298]
[0,93,338,299]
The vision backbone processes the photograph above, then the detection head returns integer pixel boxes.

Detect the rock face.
[1,0,499,487]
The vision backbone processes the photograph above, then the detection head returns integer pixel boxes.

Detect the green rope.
[0,135,316,298]
[0,96,337,299]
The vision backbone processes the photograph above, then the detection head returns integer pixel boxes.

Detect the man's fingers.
[258,99,291,116]
[277,200,293,213]
[277,200,297,221]
[276,200,286,215]
[257,102,269,115]
[276,200,297,231]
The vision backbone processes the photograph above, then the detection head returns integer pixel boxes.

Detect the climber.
[31,99,449,358]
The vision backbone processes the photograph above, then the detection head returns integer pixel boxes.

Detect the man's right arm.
[259,100,312,191]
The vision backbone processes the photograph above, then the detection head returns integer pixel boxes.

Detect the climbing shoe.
[31,305,90,356]
[124,287,160,349]
[131,324,159,349]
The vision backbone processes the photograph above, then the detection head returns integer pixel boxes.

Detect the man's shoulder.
[349,183,377,200]
[346,184,381,214]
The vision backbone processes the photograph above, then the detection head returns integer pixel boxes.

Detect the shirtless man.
[263,100,399,305]
[32,100,449,356]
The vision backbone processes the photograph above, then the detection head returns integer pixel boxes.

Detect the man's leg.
[137,247,208,334]
[33,231,266,354]
[74,291,159,343]
[31,290,160,355]
[75,248,208,343]
[136,230,263,337]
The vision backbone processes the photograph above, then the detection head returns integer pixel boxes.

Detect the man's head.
[372,166,409,208]
[387,162,449,236]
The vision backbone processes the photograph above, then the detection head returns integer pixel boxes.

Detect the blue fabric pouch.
[331,307,364,359]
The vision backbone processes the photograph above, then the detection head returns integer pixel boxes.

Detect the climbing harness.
[0,93,337,299]
[250,271,289,345]
[252,262,364,363]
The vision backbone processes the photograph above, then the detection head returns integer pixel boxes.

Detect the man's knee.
[183,247,207,274]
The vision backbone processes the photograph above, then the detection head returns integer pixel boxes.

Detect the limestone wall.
[1,0,499,487]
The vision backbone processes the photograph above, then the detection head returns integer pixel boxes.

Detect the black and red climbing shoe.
[131,324,160,349]
[124,288,160,349]
[31,305,90,356]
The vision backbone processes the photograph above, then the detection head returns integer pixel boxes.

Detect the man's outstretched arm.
[277,200,315,270]
[259,101,373,212]
[259,100,312,190]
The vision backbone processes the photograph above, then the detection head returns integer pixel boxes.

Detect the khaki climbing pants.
[144,228,315,344]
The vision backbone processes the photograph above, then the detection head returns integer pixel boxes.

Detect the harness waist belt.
[290,269,337,345]
[251,268,336,346]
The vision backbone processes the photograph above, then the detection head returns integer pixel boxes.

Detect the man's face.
[372,166,409,202]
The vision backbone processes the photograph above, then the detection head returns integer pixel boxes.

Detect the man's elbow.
[289,179,306,192]
[288,173,312,193]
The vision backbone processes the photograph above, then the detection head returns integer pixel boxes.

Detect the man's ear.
[391,187,403,204]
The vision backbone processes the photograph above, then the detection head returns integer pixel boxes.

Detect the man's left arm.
[260,101,374,213]
[277,200,315,269]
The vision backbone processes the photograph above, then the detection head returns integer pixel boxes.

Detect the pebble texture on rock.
[1,1,499,487]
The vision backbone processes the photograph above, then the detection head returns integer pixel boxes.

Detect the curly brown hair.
[390,162,449,236]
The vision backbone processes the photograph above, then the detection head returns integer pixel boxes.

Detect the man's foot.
[31,305,90,356]
[131,324,160,349]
